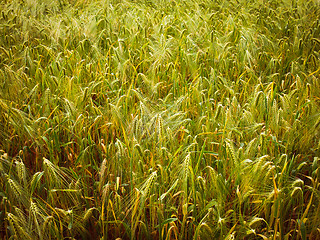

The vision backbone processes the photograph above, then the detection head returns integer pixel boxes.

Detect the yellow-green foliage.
[0,0,320,239]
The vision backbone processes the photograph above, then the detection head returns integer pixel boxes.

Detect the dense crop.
[0,0,320,239]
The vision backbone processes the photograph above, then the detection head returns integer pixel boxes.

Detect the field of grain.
[0,0,320,239]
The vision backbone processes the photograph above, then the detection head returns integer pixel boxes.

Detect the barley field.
[0,0,320,239]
